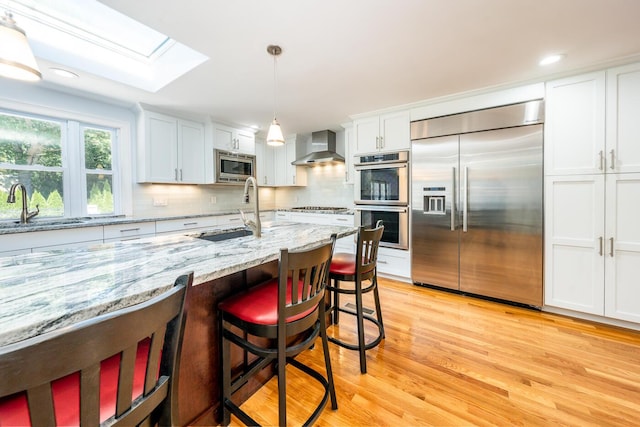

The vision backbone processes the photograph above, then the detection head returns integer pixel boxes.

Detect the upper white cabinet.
[546,66,640,176]
[606,63,640,174]
[138,110,206,184]
[545,72,606,175]
[273,136,307,186]
[212,122,255,155]
[353,110,410,154]
[341,123,355,184]
[255,139,276,186]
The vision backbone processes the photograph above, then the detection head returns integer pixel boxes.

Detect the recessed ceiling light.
[539,54,566,66]
[49,67,78,78]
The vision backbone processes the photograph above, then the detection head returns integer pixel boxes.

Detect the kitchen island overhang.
[0,220,355,346]
[0,220,356,425]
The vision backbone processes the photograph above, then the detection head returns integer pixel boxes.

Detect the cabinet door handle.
[599,150,604,171]
[120,227,141,233]
[380,136,384,149]
[180,169,183,181]
[175,168,178,181]
[610,149,615,170]
[609,237,614,257]
[598,236,603,256]
[375,136,379,149]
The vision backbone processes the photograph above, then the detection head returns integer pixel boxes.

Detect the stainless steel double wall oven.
[354,151,409,250]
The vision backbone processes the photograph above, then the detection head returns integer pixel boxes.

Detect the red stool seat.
[329,253,356,276]
[219,277,315,325]
[0,338,152,425]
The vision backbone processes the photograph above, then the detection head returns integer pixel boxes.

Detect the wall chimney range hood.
[292,130,345,166]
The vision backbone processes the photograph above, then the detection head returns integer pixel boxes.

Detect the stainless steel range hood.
[292,130,345,166]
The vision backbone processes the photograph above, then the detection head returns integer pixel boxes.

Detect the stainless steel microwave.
[215,150,256,184]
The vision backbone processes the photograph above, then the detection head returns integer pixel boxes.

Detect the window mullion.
[65,121,83,217]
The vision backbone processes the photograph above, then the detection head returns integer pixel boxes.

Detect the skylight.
[0,0,209,92]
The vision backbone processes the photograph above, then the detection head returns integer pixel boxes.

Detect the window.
[0,110,118,220]
[4,0,209,92]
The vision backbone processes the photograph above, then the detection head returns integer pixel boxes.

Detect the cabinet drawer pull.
[378,259,388,264]
[183,222,198,226]
[336,218,349,222]
[609,237,614,257]
[120,227,141,233]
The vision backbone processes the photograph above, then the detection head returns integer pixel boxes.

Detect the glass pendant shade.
[0,13,41,82]
[266,118,285,146]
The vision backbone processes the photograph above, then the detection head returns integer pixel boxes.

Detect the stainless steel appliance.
[354,151,409,205]
[355,205,409,250]
[410,100,544,307]
[215,150,256,184]
[355,150,410,249]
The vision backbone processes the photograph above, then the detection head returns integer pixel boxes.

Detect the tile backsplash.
[132,165,353,218]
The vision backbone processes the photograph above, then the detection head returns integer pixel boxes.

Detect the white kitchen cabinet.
[604,173,640,322]
[255,139,276,186]
[341,123,355,184]
[545,175,605,314]
[545,72,606,175]
[353,110,410,154]
[155,216,219,235]
[138,110,206,184]
[606,63,640,174]
[212,123,255,155]
[273,137,307,186]
[545,173,640,322]
[8,227,105,253]
[103,222,156,242]
[216,213,244,227]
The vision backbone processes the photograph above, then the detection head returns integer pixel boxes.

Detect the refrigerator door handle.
[462,166,468,232]
[451,167,456,231]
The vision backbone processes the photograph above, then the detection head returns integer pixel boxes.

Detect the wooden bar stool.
[218,235,338,427]
[327,222,384,374]
[0,272,192,427]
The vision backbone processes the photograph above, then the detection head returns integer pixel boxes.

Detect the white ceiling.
[33,0,640,136]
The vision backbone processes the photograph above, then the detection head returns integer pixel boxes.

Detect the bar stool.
[326,222,384,374]
[218,235,338,427]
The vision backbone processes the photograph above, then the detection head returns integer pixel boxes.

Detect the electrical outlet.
[153,198,168,207]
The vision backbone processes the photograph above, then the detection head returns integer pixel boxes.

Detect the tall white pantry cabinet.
[544,63,640,323]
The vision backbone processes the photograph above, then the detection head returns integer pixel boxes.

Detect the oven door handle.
[354,162,408,171]
[354,205,408,213]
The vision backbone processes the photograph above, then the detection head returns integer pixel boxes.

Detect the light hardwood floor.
[228,278,640,426]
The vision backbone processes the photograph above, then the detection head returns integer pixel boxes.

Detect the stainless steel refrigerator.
[410,101,544,307]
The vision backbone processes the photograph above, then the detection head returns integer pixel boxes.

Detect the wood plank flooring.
[227,278,640,426]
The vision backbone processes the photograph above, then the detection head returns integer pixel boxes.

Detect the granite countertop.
[0,221,356,347]
[0,208,353,235]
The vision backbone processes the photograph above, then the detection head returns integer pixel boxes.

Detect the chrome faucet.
[7,183,39,224]
[240,176,261,237]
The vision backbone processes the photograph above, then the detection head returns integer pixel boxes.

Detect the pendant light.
[0,12,41,82]
[266,44,285,146]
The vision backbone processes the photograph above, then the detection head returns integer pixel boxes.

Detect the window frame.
[0,101,131,220]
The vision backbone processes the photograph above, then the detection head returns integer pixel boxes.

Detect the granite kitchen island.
[0,220,356,426]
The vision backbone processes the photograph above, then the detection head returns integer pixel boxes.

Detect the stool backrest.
[278,235,336,334]
[0,272,192,427]
[356,223,385,278]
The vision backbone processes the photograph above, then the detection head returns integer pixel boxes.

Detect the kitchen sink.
[191,228,254,242]
[0,218,91,228]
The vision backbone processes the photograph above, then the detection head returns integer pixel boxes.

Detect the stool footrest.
[327,306,385,350]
